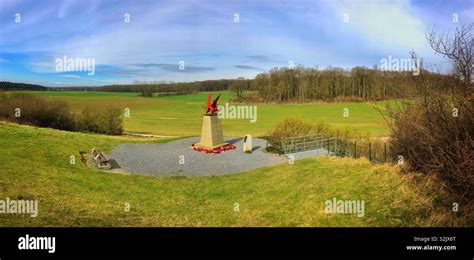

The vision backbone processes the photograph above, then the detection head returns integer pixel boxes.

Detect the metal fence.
[281,133,393,163]
[281,134,337,155]
[338,141,392,163]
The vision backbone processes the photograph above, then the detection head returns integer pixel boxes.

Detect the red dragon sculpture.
[205,93,221,115]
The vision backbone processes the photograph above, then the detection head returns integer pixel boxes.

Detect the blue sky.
[0,0,473,87]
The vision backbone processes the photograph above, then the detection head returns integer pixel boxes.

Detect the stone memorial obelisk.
[195,93,228,150]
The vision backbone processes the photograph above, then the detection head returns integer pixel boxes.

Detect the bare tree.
[229,77,248,100]
[426,23,473,94]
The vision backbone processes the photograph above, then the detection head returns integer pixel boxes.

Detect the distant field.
[23,91,140,97]
[0,122,452,227]
[23,91,391,137]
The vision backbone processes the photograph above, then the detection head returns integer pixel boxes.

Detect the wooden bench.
[91,148,111,169]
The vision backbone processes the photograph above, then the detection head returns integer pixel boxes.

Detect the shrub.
[77,106,123,135]
[99,106,123,135]
[388,94,474,202]
[0,93,76,131]
[266,117,364,153]
[267,117,320,142]
[0,93,123,135]
[229,91,262,103]
[77,106,101,133]
[266,118,320,153]
[0,91,6,114]
[34,98,76,130]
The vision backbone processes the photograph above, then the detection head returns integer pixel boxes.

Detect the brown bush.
[99,106,123,135]
[267,117,322,147]
[0,93,123,135]
[77,106,123,135]
[266,117,364,154]
[389,94,474,202]
[0,91,6,114]
[0,93,76,131]
[77,106,101,133]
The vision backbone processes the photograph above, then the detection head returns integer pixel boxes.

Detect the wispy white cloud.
[234,65,265,71]
[1,0,472,86]
[59,74,81,78]
[329,0,429,52]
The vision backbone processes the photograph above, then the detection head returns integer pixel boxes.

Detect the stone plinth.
[195,114,228,149]
[243,135,252,153]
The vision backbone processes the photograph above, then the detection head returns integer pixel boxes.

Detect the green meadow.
[1,91,454,227]
[25,91,391,137]
[0,122,454,227]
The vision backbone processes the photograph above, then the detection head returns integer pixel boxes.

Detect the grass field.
[0,121,455,227]
[24,91,391,137]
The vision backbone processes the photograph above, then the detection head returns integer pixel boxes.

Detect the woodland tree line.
[55,79,234,96]
[1,65,459,103]
[0,81,47,91]
[46,66,458,102]
[249,65,460,102]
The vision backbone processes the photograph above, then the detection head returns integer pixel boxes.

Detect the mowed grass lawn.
[0,122,453,227]
[26,91,391,137]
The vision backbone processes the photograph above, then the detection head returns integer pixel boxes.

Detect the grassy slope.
[24,91,391,137]
[0,122,453,227]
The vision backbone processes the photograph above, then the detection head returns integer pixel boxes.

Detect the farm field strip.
[24,91,391,137]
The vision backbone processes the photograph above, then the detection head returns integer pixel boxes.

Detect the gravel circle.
[109,137,287,177]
